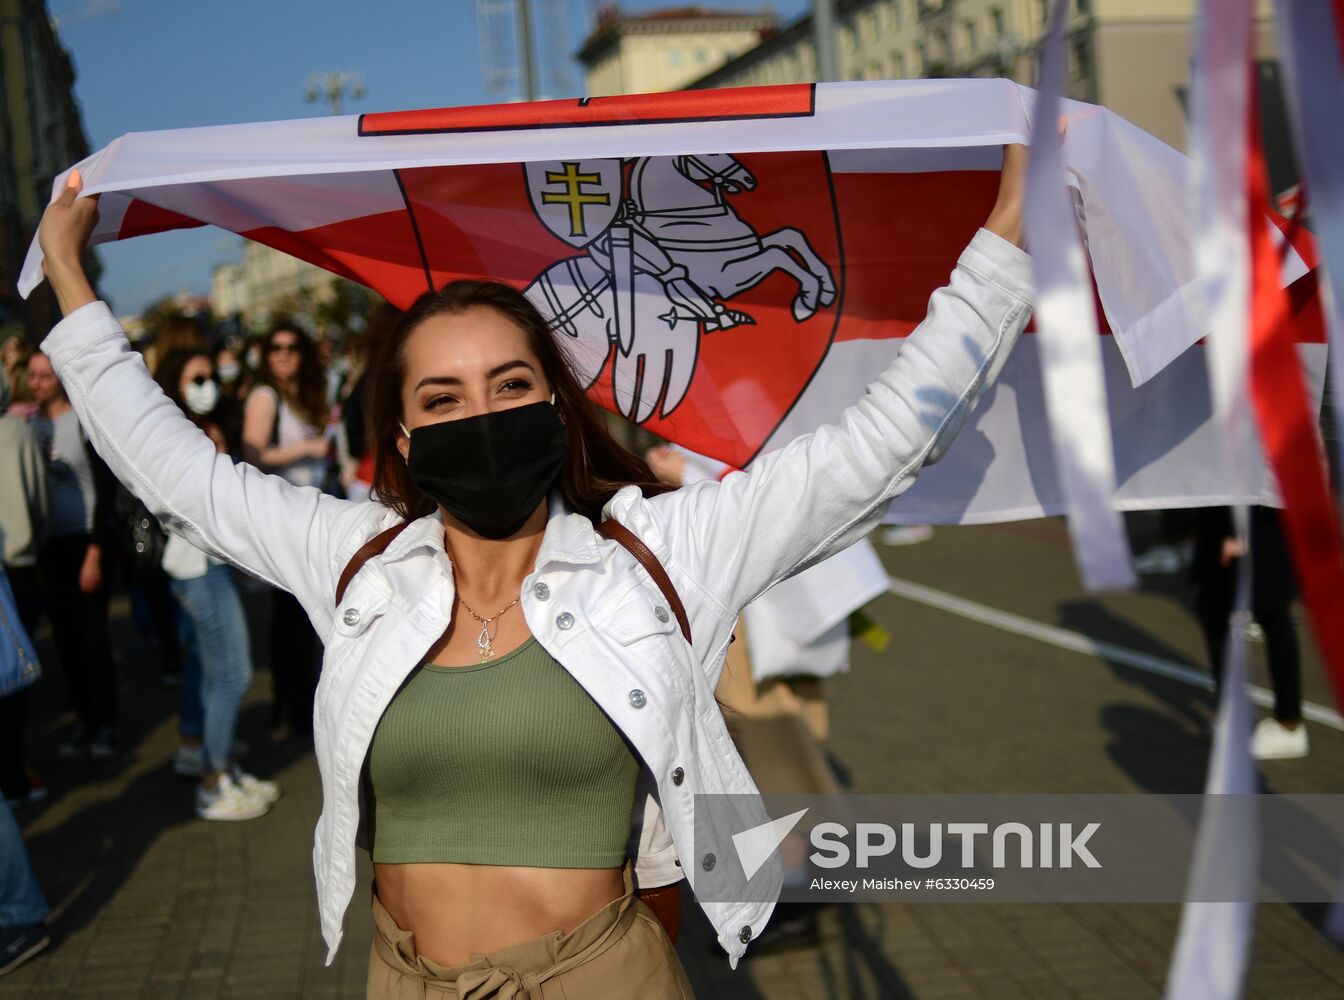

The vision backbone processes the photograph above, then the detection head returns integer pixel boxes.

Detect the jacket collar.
[378,491,603,568]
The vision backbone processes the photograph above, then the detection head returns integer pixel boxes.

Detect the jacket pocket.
[331,570,392,641]
[605,593,680,646]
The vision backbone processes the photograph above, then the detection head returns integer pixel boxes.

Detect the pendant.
[477,621,495,662]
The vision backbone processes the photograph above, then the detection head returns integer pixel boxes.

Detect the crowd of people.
[0,305,379,830]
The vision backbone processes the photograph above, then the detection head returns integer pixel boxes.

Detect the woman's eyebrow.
[415,360,534,391]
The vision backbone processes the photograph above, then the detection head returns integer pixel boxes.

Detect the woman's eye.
[426,395,458,410]
[499,379,532,394]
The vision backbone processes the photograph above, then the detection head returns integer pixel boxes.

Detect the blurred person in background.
[26,351,119,758]
[341,302,400,502]
[0,370,48,807]
[1191,505,1306,759]
[1,336,36,420]
[242,323,328,738]
[0,566,49,977]
[154,349,281,819]
[213,340,249,457]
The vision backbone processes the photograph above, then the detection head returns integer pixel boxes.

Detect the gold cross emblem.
[541,162,611,238]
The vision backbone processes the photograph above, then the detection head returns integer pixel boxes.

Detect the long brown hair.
[367,281,672,523]
[257,322,327,429]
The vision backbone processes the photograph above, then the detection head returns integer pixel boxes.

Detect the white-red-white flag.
[21,81,1325,525]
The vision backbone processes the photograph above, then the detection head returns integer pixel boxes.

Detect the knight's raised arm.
[640,147,1031,618]
[36,180,382,630]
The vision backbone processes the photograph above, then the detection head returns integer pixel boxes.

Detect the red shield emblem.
[395,150,842,467]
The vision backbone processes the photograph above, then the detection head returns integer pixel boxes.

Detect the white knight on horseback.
[524,153,837,423]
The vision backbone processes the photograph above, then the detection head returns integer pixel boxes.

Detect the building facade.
[210,240,338,335]
[578,5,777,97]
[0,0,98,341]
[580,2,1279,154]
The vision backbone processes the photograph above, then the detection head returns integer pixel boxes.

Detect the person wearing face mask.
[242,324,330,739]
[152,350,281,820]
[212,342,248,458]
[34,151,1031,995]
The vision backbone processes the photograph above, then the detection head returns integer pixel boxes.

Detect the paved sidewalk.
[5,518,1344,998]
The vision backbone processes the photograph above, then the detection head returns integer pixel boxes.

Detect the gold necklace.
[456,594,521,662]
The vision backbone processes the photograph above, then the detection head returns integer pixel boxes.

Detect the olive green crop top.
[365,637,640,868]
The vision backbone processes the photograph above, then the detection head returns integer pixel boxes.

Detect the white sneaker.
[230,766,281,805]
[196,774,269,821]
[1251,718,1309,760]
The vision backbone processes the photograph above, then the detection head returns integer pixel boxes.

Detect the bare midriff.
[373,863,624,966]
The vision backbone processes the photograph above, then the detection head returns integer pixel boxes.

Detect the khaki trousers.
[366,864,693,999]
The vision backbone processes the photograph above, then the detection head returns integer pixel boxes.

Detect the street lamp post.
[304,71,366,115]
[813,0,838,82]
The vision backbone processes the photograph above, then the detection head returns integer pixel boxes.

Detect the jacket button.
[739,925,753,944]
[702,852,716,871]
[654,605,670,623]
[671,767,684,785]
[532,582,550,601]
[627,689,647,709]
[342,608,360,627]
[556,612,574,630]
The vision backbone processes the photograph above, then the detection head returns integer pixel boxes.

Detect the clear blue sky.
[48,0,807,315]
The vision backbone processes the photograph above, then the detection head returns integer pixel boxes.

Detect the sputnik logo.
[732,808,810,881]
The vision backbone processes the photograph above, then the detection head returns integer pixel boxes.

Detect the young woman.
[35,147,1031,996]
[241,325,329,737]
[154,349,282,820]
[25,350,118,758]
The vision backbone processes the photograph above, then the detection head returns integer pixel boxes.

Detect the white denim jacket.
[43,228,1031,968]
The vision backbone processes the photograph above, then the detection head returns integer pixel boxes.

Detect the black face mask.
[403,401,566,539]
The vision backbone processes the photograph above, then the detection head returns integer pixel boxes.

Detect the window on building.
[668,49,681,66]
[991,7,1005,37]
[1040,0,1049,24]
[964,18,978,54]
[937,27,951,62]
[891,0,901,29]
[894,50,906,78]
[1076,0,1091,13]
[696,48,708,64]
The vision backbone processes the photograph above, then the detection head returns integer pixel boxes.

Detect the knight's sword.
[609,224,636,355]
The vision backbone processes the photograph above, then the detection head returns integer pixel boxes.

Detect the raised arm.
[646,147,1032,615]
[37,175,381,628]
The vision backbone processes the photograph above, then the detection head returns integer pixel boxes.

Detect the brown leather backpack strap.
[597,518,691,644]
[335,521,411,605]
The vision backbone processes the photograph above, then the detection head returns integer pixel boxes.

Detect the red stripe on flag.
[118,199,205,240]
[1246,79,1344,715]
[358,85,815,137]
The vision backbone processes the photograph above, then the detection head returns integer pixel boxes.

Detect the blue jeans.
[178,602,203,741]
[169,564,253,773]
[0,797,47,926]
